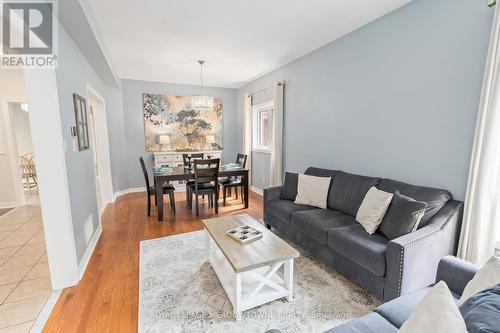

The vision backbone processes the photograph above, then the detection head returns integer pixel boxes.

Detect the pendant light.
[191,60,214,109]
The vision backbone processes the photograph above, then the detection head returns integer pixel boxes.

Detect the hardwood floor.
[42,190,263,333]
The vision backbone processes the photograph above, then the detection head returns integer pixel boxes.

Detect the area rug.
[139,230,380,333]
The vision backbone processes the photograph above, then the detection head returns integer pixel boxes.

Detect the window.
[252,102,273,152]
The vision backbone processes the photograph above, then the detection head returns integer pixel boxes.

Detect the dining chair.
[183,153,204,202]
[20,154,38,195]
[219,153,247,206]
[187,158,220,216]
[139,156,175,216]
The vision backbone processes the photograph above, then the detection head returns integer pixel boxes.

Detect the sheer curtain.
[242,94,252,184]
[270,81,284,186]
[458,4,500,265]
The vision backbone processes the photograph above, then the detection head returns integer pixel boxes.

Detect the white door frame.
[86,84,113,212]
[0,99,28,208]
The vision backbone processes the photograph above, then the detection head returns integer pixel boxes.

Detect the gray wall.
[55,25,124,263]
[237,0,493,200]
[120,79,238,189]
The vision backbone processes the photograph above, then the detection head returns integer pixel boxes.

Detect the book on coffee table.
[226,225,263,244]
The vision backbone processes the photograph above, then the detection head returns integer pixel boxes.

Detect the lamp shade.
[159,135,170,145]
[205,135,215,144]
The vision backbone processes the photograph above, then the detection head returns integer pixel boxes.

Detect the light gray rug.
[139,230,379,333]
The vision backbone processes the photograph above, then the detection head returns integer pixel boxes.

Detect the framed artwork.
[143,94,223,152]
[73,93,90,151]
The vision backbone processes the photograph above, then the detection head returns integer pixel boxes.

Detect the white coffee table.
[203,214,299,320]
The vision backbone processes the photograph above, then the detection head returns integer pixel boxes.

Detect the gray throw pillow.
[280,172,298,201]
[459,284,500,333]
[378,191,427,240]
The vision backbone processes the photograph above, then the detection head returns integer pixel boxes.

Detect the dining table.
[153,165,250,221]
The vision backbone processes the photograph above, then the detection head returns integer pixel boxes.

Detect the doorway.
[87,85,113,215]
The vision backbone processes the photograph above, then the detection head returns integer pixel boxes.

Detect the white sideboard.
[153,151,223,167]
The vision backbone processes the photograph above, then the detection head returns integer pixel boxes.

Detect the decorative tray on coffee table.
[226,225,263,245]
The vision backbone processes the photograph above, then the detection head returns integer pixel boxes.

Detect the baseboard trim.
[113,185,191,201]
[78,224,102,280]
[251,186,263,196]
[113,187,146,201]
[0,201,18,209]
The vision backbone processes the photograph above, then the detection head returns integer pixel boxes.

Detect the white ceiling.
[87,0,411,89]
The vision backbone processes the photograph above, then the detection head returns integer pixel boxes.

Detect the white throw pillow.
[458,255,500,305]
[356,187,393,234]
[294,174,331,209]
[398,281,467,333]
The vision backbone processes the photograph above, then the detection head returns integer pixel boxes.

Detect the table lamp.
[159,135,170,151]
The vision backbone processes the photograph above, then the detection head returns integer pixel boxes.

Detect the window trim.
[252,101,274,153]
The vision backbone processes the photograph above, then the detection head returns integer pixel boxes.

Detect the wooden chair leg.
[195,194,199,216]
[185,184,189,203]
[241,186,244,203]
[215,193,219,214]
[147,193,151,217]
[228,187,232,197]
[223,187,227,206]
[169,192,176,213]
[235,187,238,199]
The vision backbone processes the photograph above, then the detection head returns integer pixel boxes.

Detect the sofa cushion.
[329,171,380,216]
[378,191,428,240]
[267,199,318,222]
[304,167,340,208]
[375,286,460,329]
[376,179,452,227]
[295,173,331,209]
[291,209,357,245]
[459,284,500,333]
[327,225,388,276]
[324,312,397,333]
[280,172,298,200]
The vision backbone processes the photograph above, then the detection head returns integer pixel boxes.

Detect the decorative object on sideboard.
[158,135,170,151]
[143,93,223,152]
[73,93,90,151]
[191,60,214,110]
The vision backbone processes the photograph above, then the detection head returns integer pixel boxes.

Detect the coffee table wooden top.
[202,214,299,273]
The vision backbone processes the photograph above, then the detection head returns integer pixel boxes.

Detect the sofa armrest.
[436,256,478,297]
[264,186,282,203]
[263,186,282,226]
[384,200,463,301]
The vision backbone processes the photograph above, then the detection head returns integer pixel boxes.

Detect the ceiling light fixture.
[191,60,214,110]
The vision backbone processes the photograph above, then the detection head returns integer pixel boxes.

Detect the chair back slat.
[236,153,247,168]
[183,153,204,166]
[139,156,151,189]
[193,158,220,188]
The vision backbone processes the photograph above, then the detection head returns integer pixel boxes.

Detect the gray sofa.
[264,167,464,302]
[325,256,478,332]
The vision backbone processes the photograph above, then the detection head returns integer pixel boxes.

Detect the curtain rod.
[249,81,285,96]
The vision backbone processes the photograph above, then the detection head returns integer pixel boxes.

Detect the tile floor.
[0,205,51,333]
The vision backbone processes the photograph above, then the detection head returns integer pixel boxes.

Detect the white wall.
[0,70,26,208]
[11,103,34,155]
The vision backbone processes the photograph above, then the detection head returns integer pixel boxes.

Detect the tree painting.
[142,94,223,152]
[176,109,212,147]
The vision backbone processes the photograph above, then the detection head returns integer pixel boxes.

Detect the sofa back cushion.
[376,179,452,227]
[329,171,380,216]
[280,172,298,200]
